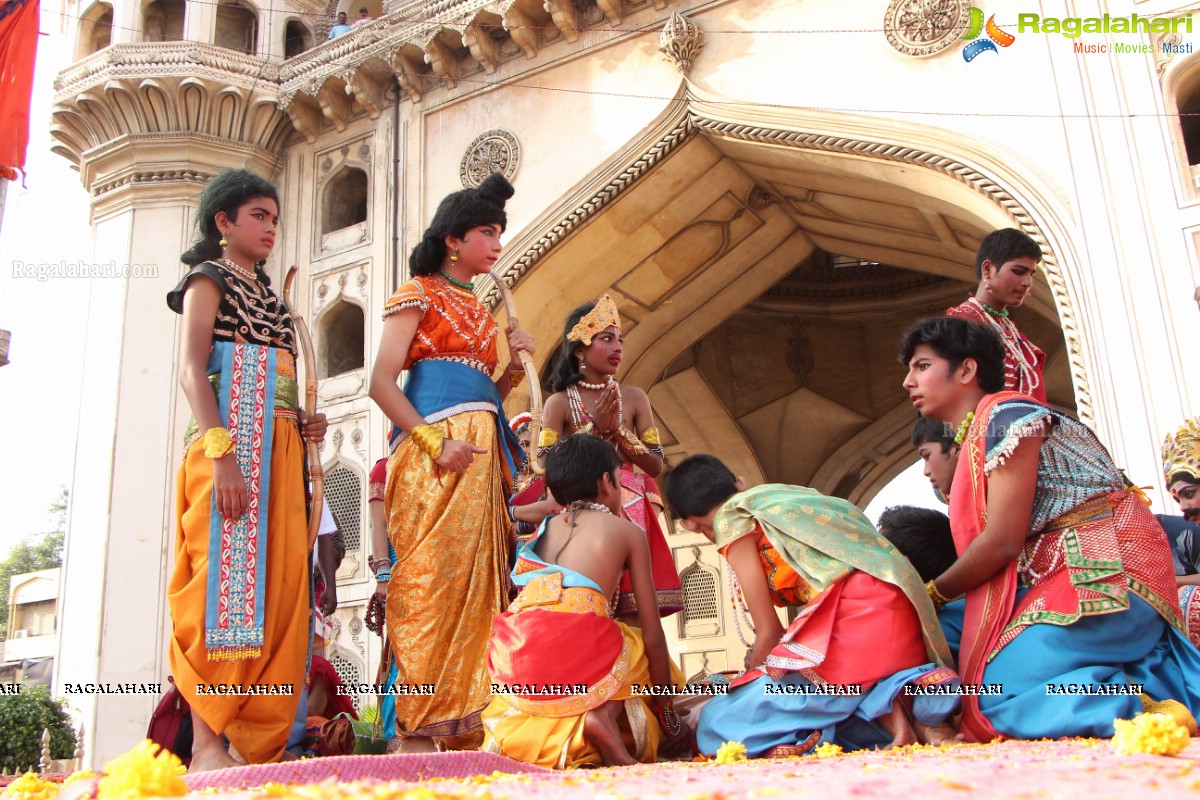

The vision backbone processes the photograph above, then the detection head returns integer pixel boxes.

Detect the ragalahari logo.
[962,7,1016,61]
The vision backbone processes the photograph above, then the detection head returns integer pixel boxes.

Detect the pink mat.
[193,739,1198,798]
[184,751,546,792]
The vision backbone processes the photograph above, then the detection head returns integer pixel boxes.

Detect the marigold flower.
[3,772,60,800]
[97,740,188,799]
[714,741,748,764]
[813,742,844,758]
[1113,712,1190,757]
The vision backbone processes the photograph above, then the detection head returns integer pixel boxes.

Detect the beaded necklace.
[439,270,474,291]
[966,297,1041,394]
[566,383,622,432]
[578,376,611,391]
[216,257,259,285]
[726,567,756,647]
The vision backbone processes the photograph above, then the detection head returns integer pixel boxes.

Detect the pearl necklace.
[967,298,1041,393]
[578,376,612,391]
[216,257,258,284]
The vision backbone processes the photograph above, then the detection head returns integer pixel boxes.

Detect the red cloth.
[488,607,624,702]
[310,654,358,720]
[946,301,1046,402]
[0,0,39,179]
[733,572,927,689]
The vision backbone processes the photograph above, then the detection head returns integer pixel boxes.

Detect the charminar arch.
[47,0,1200,766]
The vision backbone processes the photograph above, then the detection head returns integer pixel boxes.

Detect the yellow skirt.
[384,410,511,748]
[480,620,676,768]
[168,419,309,764]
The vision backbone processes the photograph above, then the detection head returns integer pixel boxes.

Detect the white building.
[46,0,1200,764]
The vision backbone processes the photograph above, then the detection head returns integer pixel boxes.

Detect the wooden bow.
[491,270,544,475]
[283,267,324,550]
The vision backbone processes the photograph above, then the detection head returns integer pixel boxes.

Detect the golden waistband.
[1042,493,1116,535]
[509,575,610,618]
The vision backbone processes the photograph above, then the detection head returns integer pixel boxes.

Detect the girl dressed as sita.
[520,295,684,621]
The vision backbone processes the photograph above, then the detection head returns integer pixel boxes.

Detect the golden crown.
[567,294,621,345]
[1162,417,1200,485]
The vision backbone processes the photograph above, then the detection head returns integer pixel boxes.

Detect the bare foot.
[915,720,963,746]
[396,736,439,754]
[188,741,239,772]
[584,701,636,766]
[878,697,918,749]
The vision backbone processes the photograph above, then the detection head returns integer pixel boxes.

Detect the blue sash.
[388,359,520,479]
[204,341,275,660]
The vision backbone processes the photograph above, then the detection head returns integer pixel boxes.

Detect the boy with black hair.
[664,455,961,758]
[946,227,1047,400]
[912,415,958,502]
[878,506,957,584]
[481,434,683,767]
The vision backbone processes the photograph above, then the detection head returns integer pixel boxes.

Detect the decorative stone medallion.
[884,0,970,58]
[459,129,520,188]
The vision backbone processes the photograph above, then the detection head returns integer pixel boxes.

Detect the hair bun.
[476,172,515,205]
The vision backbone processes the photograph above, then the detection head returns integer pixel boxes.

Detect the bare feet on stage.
[878,697,919,749]
[584,700,637,766]
[915,720,964,746]
[188,711,240,772]
[396,736,439,754]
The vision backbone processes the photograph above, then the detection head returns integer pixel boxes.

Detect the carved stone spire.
[659,11,703,76]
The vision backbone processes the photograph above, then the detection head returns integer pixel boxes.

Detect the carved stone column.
[50,41,291,768]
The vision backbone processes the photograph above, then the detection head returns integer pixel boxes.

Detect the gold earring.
[219,235,229,248]
[450,250,458,264]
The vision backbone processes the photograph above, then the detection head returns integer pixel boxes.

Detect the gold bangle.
[538,428,560,448]
[507,365,526,388]
[409,424,445,460]
[925,579,951,609]
[640,426,661,447]
[202,427,235,459]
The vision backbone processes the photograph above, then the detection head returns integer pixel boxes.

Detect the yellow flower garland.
[97,740,187,799]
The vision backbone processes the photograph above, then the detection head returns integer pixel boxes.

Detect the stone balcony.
[277,0,677,141]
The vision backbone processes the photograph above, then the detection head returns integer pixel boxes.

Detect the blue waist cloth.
[388,358,520,479]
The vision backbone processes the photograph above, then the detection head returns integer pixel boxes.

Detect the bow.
[283,266,324,549]
[491,270,544,475]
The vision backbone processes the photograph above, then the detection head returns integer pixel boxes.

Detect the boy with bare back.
[481,434,684,767]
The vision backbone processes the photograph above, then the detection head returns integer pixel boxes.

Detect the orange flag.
[0,0,40,182]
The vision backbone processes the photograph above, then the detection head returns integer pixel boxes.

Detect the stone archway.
[493,87,1085,510]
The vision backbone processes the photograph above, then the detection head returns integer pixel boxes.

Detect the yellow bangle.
[410,424,445,460]
[925,579,951,609]
[640,426,661,446]
[202,427,235,459]
[507,365,526,388]
[538,428,560,448]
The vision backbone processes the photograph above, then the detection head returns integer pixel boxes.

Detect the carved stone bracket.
[286,95,323,144]
[462,20,501,74]
[317,79,353,131]
[659,11,703,75]
[423,34,460,88]
[596,0,623,25]
[503,4,538,60]
[460,129,521,188]
[543,0,579,43]
[350,69,388,119]
[393,47,428,103]
[883,0,969,58]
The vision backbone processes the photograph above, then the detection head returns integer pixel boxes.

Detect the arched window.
[319,299,365,378]
[678,550,722,639]
[284,19,312,58]
[77,2,113,58]
[143,0,184,42]
[322,167,368,234]
[324,464,362,553]
[215,0,258,53]
[328,646,364,709]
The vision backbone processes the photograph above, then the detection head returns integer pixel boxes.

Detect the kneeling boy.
[482,435,683,767]
[665,455,960,758]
